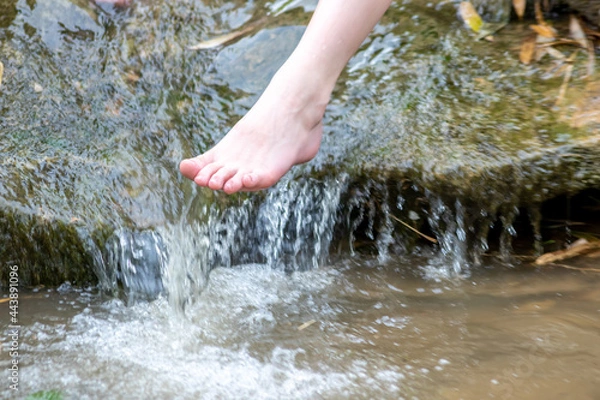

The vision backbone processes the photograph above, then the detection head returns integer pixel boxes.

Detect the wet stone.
[0,0,599,291]
[208,26,305,94]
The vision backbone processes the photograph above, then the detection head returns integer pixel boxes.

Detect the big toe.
[179,157,204,180]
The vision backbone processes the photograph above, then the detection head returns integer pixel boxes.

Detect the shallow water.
[2,257,599,399]
[1,0,599,398]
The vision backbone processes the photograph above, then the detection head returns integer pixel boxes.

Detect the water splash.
[499,206,519,261]
[105,229,166,302]
[157,176,347,307]
[425,195,469,276]
[91,173,549,302]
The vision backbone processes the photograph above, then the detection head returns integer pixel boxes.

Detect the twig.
[586,41,596,79]
[188,17,268,50]
[555,63,573,106]
[389,214,438,244]
[297,320,317,331]
[540,263,600,273]
[535,238,600,265]
[537,39,587,49]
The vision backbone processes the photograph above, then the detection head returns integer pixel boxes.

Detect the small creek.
[1,0,600,398]
[2,257,600,399]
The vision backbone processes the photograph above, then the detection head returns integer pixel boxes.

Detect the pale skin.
[178,0,393,194]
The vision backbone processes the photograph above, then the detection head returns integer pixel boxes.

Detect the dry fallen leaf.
[124,71,140,84]
[459,2,483,33]
[534,0,544,24]
[545,46,565,60]
[188,18,266,50]
[530,24,556,38]
[569,15,588,48]
[520,36,537,64]
[188,29,252,50]
[512,0,526,19]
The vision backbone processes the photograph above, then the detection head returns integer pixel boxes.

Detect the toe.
[223,173,244,194]
[193,163,222,187]
[208,167,236,191]
[241,172,260,190]
[241,171,278,191]
[179,155,210,180]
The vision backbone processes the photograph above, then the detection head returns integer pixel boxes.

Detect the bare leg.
[180,0,393,194]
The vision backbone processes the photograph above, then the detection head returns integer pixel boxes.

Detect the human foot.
[179,67,328,194]
[180,0,392,194]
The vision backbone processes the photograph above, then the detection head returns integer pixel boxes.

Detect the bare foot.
[180,0,392,193]
[179,65,329,194]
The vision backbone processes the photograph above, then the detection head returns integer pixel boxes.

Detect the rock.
[0,0,599,291]
[208,26,305,94]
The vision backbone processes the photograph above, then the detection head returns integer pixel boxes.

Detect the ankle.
[265,64,332,126]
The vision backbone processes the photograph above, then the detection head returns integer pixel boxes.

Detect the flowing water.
[2,176,600,399]
[1,0,600,398]
[2,257,600,399]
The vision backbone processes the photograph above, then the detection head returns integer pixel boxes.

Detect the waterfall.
[96,174,532,303]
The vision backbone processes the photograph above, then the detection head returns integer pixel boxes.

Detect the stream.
[3,256,600,399]
[1,0,600,398]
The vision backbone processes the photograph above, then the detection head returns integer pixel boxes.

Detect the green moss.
[0,211,100,287]
[26,390,63,400]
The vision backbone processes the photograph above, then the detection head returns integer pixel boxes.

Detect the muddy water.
[2,258,599,399]
[1,0,600,398]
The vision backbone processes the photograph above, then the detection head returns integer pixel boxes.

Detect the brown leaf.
[569,15,589,48]
[188,28,253,50]
[534,0,544,24]
[512,0,526,19]
[530,24,556,38]
[188,17,267,50]
[459,1,483,33]
[124,71,140,84]
[520,36,536,64]
[545,46,565,60]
